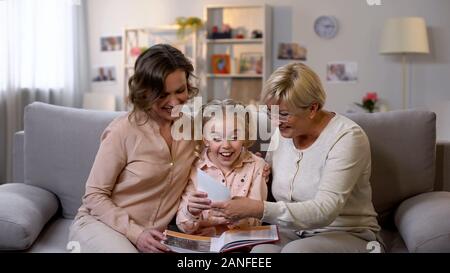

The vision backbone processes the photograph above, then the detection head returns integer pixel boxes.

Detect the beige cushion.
[27,218,73,253]
[346,110,436,226]
[0,183,59,250]
[24,102,122,219]
[395,191,450,252]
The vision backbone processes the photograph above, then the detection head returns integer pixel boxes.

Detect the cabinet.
[123,26,200,109]
[204,4,272,105]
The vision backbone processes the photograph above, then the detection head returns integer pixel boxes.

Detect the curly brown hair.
[127,44,198,124]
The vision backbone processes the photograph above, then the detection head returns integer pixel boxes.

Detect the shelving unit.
[204,4,272,105]
[123,25,200,108]
[206,38,263,44]
[207,74,263,79]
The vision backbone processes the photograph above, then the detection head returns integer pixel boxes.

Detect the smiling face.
[203,115,245,171]
[151,69,189,123]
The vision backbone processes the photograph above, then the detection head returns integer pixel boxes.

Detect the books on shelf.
[163,225,279,253]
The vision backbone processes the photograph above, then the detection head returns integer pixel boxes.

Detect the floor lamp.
[380,17,430,109]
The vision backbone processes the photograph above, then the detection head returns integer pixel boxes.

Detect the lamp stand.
[401,54,408,109]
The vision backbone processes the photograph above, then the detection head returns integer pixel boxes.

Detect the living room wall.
[87,0,450,140]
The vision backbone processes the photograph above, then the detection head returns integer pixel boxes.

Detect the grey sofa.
[0,102,449,253]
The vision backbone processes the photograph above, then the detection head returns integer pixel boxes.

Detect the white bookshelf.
[206,38,263,44]
[122,25,200,109]
[207,73,263,79]
[203,4,272,105]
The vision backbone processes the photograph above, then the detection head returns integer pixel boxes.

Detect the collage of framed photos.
[92,35,122,85]
[276,42,358,84]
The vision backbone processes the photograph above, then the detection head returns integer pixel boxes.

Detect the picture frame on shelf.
[239,52,263,75]
[211,54,231,74]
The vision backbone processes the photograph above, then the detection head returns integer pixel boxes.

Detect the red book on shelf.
[211,54,231,74]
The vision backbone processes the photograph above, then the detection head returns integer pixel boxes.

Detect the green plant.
[175,17,203,38]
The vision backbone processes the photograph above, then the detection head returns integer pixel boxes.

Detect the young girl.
[176,99,269,236]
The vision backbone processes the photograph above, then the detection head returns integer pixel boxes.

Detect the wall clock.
[314,16,339,39]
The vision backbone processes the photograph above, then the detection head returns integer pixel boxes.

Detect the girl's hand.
[136,229,171,253]
[210,197,264,222]
[199,216,230,228]
[188,191,211,216]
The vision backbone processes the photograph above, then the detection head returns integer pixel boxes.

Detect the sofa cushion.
[378,229,408,253]
[0,183,59,250]
[24,102,123,219]
[346,111,436,227]
[26,218,73,253]
[395,191,450,252]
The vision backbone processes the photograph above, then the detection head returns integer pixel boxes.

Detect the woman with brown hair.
[69,44,198,253]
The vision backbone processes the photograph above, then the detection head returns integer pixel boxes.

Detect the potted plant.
[355,92,378,113]
[175,17,203,39]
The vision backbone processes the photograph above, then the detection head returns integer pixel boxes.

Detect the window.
[0,0,78,91]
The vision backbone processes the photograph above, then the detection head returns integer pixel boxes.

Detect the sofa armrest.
[435,141,450,191]
[12,131,24,183]
[395,191,450,252]
[0,183,59,250]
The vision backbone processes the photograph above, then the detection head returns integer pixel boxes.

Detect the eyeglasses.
[265,108,294,122]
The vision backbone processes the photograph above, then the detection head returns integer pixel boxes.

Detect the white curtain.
[0,0,90,181]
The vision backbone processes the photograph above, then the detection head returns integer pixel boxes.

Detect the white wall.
[87,0,450,139]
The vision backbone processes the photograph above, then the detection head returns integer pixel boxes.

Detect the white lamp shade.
[380,17,430,54]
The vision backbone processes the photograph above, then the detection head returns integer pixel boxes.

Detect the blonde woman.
[211,63,382,253]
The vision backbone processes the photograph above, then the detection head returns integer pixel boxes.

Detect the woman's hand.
[210,197,264,222]
[188,191,212,216]
[262,163,271,178]
[136,229,171,253]
[254,153,271,178]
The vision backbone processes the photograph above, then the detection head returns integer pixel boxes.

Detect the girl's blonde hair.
[194,99,255,158]
[262,63,326,112]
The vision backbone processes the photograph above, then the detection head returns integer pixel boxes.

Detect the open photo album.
[163,225,279,253]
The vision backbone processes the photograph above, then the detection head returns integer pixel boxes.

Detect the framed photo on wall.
[92,66,117,84]
[326,62,358,83]
[277,43,307,61]
[211,54,231,74]
[100,36,122,51]
[239,52,263,75]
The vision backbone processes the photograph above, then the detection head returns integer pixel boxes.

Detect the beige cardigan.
[263,114,380,235]
[76,113,195,245]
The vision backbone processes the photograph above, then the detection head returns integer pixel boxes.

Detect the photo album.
[163,225,279,253]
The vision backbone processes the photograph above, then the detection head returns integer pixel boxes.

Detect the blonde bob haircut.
[262,63,326,112]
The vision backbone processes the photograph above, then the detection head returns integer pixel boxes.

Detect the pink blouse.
[176,150,269,236]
